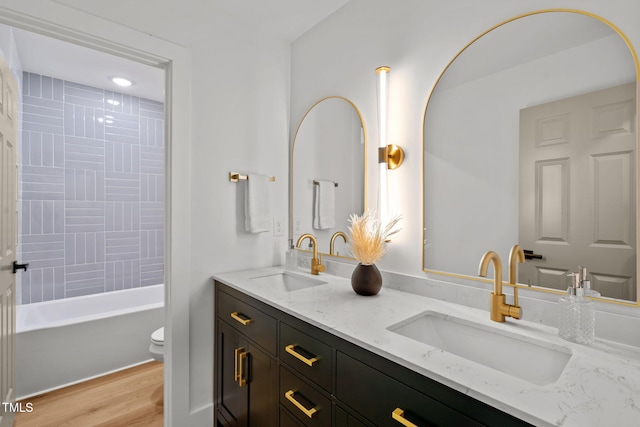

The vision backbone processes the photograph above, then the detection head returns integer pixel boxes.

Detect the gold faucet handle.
[506,303,521,320]
[504,285,521,319]
[311,257,325,275]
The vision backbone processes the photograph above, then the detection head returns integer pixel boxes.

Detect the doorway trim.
[0,4,192,425]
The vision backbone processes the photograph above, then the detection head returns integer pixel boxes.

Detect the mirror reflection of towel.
[245,174,270,233]
[313,180,335,230]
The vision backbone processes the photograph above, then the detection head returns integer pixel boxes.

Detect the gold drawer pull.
[230,311,252,326]
[285,390,318,418]
[234,347,247,386]
[285,344,319,367]
[392,408,418,427]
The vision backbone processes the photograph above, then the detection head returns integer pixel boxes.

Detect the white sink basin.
[387,311,572,385]
[249,271,327,292]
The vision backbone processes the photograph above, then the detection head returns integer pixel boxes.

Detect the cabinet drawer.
[280,366,332,427]
[280,322,332,392]
[336,352,483,427]
[217,289,277,355]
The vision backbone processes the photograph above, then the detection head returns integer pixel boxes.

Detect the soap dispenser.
[285,239,298,271]
[558,271,595,344]
[578,266,601,297]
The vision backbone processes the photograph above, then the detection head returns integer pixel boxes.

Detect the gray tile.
[22,172,65,184]
[24,122,64,135]
[41,76,53,100]
[20,73,166,304]
[65,224,104,233]
[64,102,75,135]
[65,95,104,109]
[23,104,64,118]
[66,269,105,283]
[41,134,55,166]
[74,105,85,136]
[23,95,63,110]
[42,268,55,301]
[22,248,65,261]
[23,182,66,193]
[21,233,65,244]
[28,73,41,98]
[42,200,55,234]
[22,191,65,201]
[21,241,64,253]
[22,72,30,97]
[66,286,104,298]
[105,133,139,145]
[25,257,65,270]
[53,78,63,101]
[65,80,104,94]
[24,113,63,127]
[64,86,104,101]
[29,269,43,303]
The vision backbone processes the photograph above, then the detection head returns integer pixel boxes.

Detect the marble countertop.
[212,266,640,427]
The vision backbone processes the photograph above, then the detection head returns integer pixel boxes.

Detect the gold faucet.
[478,250,521,322]
[296,233,325,275]
[329,231,348,256]
[508,244,525,308]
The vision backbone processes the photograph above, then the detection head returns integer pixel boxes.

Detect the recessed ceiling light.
[111,77,133,87]
[106,99,121,106]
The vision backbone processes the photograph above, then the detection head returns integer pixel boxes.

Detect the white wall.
[189,33,289,421]
[291,0,640,277]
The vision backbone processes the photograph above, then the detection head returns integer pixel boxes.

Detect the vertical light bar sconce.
[376,66,404,224]
[376,66,404,171]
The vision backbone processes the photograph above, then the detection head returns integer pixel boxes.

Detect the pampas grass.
[348,210,402,265]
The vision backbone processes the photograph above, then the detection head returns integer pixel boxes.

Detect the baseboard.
[189,403,214,427]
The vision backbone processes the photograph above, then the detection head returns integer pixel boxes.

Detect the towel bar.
[313,180,338,187]
[229,172,276,182]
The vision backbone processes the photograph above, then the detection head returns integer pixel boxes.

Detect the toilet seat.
[151,327,164,346]
[149,327,164,362]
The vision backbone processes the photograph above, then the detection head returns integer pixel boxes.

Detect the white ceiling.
[13,0,351,101]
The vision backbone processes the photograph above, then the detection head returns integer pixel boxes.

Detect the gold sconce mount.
[378,144,405,170]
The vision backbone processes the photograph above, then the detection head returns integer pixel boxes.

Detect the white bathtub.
[16,285,164,399]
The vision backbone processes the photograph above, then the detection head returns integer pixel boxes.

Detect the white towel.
[244,174,271,233]
[313,180,335,230]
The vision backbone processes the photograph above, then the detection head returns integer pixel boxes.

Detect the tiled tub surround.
[19,72,164,304]
[213,267,640,426]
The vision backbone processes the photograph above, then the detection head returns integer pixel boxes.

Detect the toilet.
[149,327,164,362]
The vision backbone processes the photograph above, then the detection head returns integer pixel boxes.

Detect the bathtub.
[16,285,164,399]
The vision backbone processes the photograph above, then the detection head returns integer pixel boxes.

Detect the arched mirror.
[291,96,366,257]
[423,10,639,304]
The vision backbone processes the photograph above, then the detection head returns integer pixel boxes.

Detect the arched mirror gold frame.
[422,9,640,306]
[290,96,367,259]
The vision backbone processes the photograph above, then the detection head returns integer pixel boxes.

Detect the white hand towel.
[245,174,271,233]
[313,180,335,230]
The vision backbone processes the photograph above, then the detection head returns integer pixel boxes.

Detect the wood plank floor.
[13,361,163,427]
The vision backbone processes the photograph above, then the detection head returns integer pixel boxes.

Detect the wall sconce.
[376,66,404,225]
[375,66,405,170]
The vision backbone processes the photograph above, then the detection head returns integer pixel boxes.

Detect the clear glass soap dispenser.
[558,271,595,344]
[285,239,298,271]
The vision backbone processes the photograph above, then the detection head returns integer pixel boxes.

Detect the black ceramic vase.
[351,263,382,296]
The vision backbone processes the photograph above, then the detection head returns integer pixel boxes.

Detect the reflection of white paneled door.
[519,82,636,300]
[0,53,18,427]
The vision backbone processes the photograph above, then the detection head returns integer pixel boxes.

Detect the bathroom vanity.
[212,267,640,426]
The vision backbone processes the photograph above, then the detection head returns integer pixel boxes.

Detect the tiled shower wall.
[19,72,164,304]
